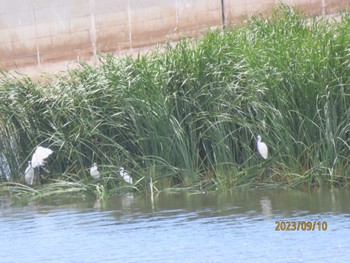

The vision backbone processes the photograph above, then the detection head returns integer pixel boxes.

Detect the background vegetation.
[0,6,349,200]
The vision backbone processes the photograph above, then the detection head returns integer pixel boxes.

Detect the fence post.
[32,0,41,67]
[221,0,226,29]
[89,0,97,64]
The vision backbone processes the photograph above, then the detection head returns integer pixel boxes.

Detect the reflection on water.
[1,189,350,262]
[260,197,272,219]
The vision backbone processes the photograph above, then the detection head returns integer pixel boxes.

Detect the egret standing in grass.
[90,163,100,180]
[257,135,268,159]
[119,167,132,184]
[24,161,35,185]
[24,146,54,185]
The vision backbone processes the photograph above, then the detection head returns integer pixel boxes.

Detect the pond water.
[1,189,350,262]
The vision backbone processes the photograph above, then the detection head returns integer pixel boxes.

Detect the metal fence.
[0,0,348,71]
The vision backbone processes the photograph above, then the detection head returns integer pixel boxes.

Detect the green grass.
[0,6,349,201]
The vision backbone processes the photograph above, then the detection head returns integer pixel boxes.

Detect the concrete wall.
[0,0,348,72]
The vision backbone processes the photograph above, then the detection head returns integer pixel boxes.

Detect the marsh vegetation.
[0,7,349,201]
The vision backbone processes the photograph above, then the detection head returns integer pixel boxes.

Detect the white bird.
[119,167,132,184]
[24,161,35,185]
[257,135,268,159]
[31,146,54,168]
[90,163,100,180]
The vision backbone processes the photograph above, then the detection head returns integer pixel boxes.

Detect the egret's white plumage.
[24,161,35,185]
[119,167,132,184]
[257,135,268,159]
[31,146,53,168]
[90,163,100,180]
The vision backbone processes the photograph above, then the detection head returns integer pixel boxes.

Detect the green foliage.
[0,6,349,199]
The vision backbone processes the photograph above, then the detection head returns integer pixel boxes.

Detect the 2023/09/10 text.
[275,221,328,231]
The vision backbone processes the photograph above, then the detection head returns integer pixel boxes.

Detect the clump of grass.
[0,6,349,200]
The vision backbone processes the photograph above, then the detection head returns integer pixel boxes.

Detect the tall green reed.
[0,6,349,195]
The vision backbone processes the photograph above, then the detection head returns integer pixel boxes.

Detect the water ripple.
[1,190,350,262]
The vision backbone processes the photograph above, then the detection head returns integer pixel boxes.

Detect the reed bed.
[0,6,349,200]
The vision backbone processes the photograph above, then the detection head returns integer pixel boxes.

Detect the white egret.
[24,161,35,185]
[119,167,132,184]
[31,146,54,168]
[24,146,53,185]
[256,135,268,159]
[90,163,100,180]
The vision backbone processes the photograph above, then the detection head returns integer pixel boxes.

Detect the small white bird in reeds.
[24,161,35,185]
[31,146,54,168]
[257,135,268,160]
[24,146,54,186]
[119,167,132,184]
[90,163,100,180]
